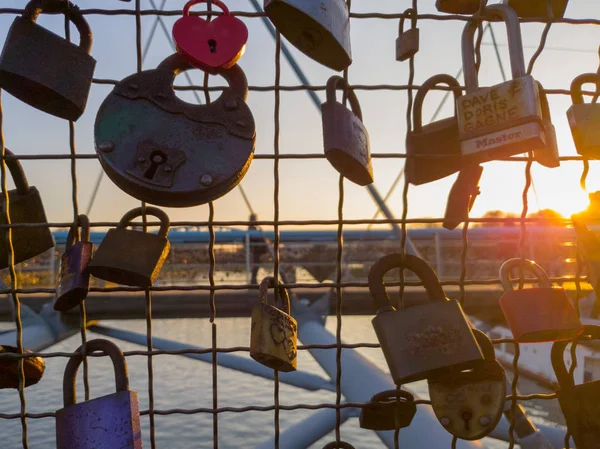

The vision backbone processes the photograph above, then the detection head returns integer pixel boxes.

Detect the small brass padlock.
[88,207,170,287]
[507,0,569,18]
[567,73,600,159]
[359,389,416,431]
[322,442,355,449]
[443,164,483,231]
[250,276,298,372]
[436,0,483,14]
[0,345,45,389]
[396,9,419,62]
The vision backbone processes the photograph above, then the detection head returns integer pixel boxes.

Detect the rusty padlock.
[443,164,483,231]
[407,74,463,185]
[499,258,583,343]
[507,0,569,18]
[54,214,94,312]
[88,207,170,287]
[95,53,255,207]
[322,442,355,449]
[250,276,298,372]
[359,389,417,431]
[567,73,600,159]
[322,76,373,186]
[0,149,54,269]
[436,0,484,14]
[264,0,351,71]
[396,9,419,62]
[370,253,483,385]
[0,0,95,121]
[429,329,506,440]
[0,345,45,389]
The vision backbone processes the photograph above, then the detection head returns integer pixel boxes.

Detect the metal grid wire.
[0,0,598,448]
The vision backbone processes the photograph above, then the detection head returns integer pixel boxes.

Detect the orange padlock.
[498,258,583,343]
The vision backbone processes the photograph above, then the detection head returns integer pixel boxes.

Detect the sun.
[541,189,590,218]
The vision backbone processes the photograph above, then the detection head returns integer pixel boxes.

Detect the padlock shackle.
[322,442,356,449]
[370,388,414,404]
[258,276,291,315]
[65,214,91,250]
[499,258,552,292]
[399,8,417,34]
[461,4,526,93]
[471,328,495,360]
[117,206,170,239]
[325,76,363,122]
[570,73,600,105]
[413,74,461,132]
[23,0,93,54]
[62,339,129,407]
[182,0,230,16]
[1,149,30,195]
[368,253,446,311]
[551,325,600,389]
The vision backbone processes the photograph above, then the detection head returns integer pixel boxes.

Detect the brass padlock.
[534,82,560,168]
[0,345,45,389]
[443,164,483,230]
[359,389,416,431]
[407,74,463,185]
[0,0,96,121]
[88,207,170,287]
[264,0,352,71]
[507,0,569,18]
[250,276,298,372]
[436,0,483,14]
[370,253,483,385]
[0,149,54,269]
[429,329,506,441]
[321,76,373,186]
[567,73,600,159]
[322,442,355,449]
[396,9,419,62]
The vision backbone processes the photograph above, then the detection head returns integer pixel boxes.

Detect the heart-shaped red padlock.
[173,0,248,73]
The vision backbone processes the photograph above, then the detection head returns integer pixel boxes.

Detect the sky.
[1,0,600,229]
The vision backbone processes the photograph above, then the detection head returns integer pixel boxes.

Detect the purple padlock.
[54,214,93,311]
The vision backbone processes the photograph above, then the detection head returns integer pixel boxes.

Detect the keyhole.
[208,39,217,53]
[461,410,473,431]
[143,151,167,180]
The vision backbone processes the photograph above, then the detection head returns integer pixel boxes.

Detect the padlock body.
[88,228,170,287]
[54,241,94,312]
[359,400,416,431]
[264,0,351,71]
[557,382,600,449]
[372,300,483,384]
[322,100,373,186]
[534,119,560,168]
[0,186,54,269]
[250,301,298,372]
[406,117,462,185]
[567,103,600,159]
[507,0,569,18]
[0,17,96,121]
[457,76,545,164]
[396,28,419,62]
[443,164,483,231]
[436,0,480,14]
[56,390,142,449]
[499,287,582,343]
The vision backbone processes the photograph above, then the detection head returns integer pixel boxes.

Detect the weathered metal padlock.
[95,53,255,207]
[54,215,93,312]
[436,0,483,14]
[250,276,298,372]
[407,74,463,185]
[0,149,54,269]
[359,389,417,431]
[264,0,351,71]
[396,9,419,62]
[443,164,483,231]
[507,0,569,18]
[322,76,373,186]
[552,325,600,449]
[0,0,95,121]
[534,82,560,168]
[322,442,355,449]
[498,258,582,343]
[370,253,483,385]
[55,339,142,449]
[428,329,506,441]
[0,345,45,389]
[567,73,600,159]
[458,4,548,165]
[88,207,170,287]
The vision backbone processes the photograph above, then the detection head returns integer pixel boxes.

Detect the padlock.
[54,214,93,312]
[0,345,45,389]
[359,389,417,431]
[321,76,373,186]
[428,329,506,440]
[506,0,569,19]
[0,149,54,269]
[436,0,484,14]
[322,442,355,449]
[55,339,142,449]
[95,53,255,207]
[534,82,560,168]
[552,325,600,449]
[370,253,483,385]
[0,0,95,121]
[567,73,600,159]
[264,0,351,71]
[250,276,298,372]
[173,0,248,74]
[88,207,170,287]
[498,258,583,343]
[407,74,463,185]
[396,9,419,62]
[442,164,483,231]
[458,4,548,165]
[571,214,600,297]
